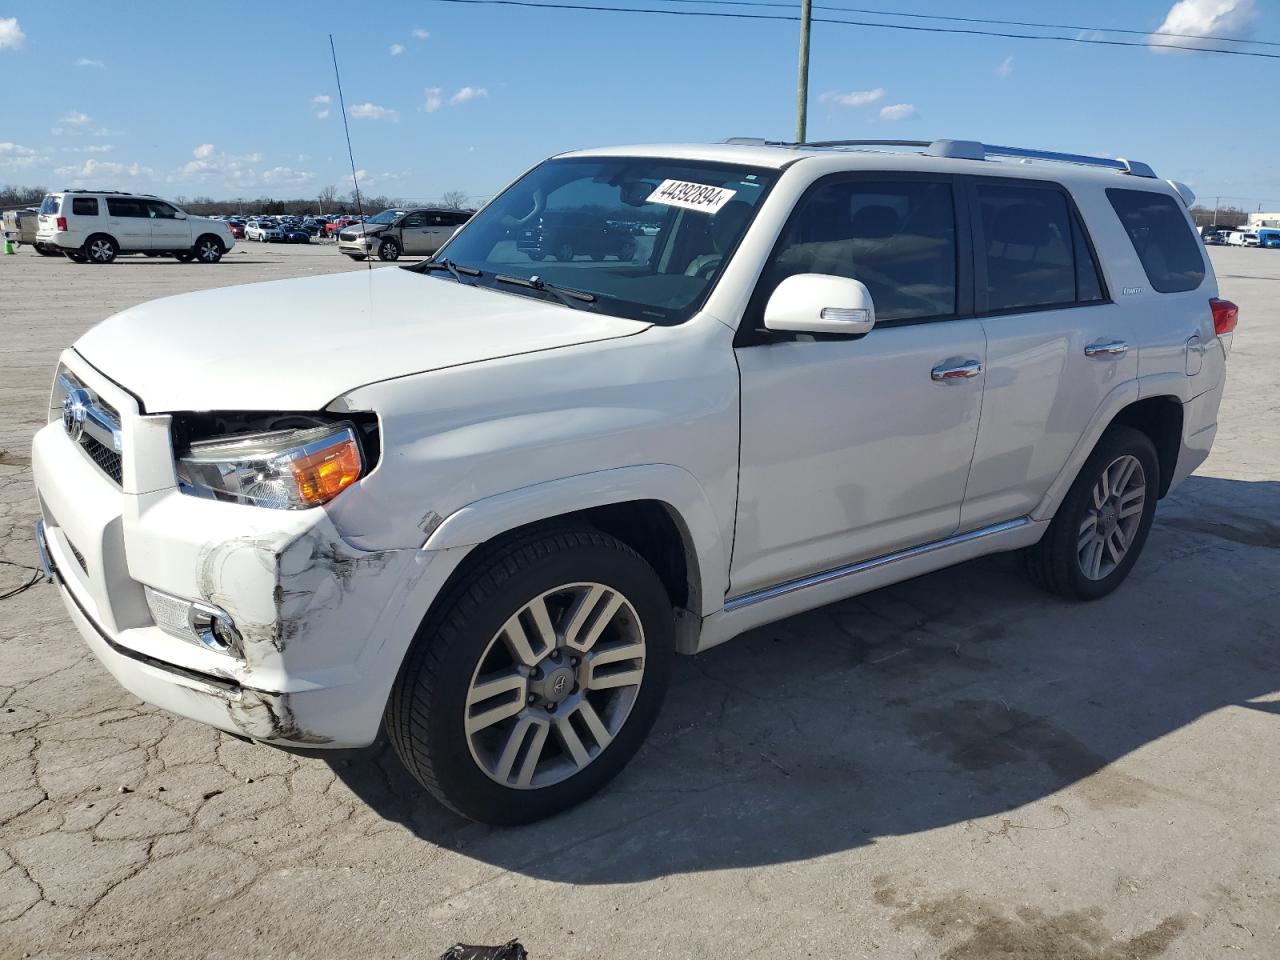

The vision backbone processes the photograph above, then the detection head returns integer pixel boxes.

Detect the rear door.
[105,197,151,250]
[960,178,1137,529]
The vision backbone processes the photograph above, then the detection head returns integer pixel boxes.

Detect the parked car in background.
[337,207,471,261]
[1256,227,1280,248]
[3,208,62,255]
[227,221,246,240]
[1225,231,1260,247]
[517,211,639,262]
[278,223,311,244]
[246,220,283,242]
[34,190,234,263]
[29,138,1233,824]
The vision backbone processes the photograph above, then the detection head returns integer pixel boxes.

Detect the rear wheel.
[1023,425,1159,600]
[387,527,674,824]
[553,241,575,262]
[84,234,117,264]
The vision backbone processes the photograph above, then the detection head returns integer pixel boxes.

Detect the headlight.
[176,422,363,509]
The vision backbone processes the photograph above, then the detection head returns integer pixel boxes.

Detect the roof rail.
[720,137,1157,178]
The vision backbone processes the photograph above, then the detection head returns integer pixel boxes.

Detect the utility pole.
[1212,197,1219,227]
[796,0,812,143]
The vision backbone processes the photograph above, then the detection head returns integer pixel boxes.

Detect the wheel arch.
[1108,395,1183,498]
[423,464,727,626]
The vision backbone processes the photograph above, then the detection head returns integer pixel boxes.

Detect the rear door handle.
[1084,339,1129,358]
[931,359,983,382]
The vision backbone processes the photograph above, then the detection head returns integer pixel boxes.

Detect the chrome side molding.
[723,517,1032,612]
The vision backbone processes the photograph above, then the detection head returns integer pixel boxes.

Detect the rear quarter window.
[1106,188,1205,294]
[39,195,61,215]
[71,197,99,216]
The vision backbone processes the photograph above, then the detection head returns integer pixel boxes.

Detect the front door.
[143,199,192,252]
[730,175,986,598]
[398,213,433,254]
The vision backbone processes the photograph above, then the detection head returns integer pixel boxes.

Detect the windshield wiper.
[495,274,598,309]
[410,258,483,283]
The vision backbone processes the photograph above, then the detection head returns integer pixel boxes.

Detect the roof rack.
[721,137,1157,179]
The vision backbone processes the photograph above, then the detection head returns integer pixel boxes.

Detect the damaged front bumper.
[30,357,433,748]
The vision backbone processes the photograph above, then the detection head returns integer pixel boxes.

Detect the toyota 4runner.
[31,138,1235,823]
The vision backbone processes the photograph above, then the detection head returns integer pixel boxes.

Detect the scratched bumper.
[30,364,429,747]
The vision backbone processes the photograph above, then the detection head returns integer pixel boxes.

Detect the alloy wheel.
[1077,454,1146,580]
[89,239,114,262]
[464,582,646,789]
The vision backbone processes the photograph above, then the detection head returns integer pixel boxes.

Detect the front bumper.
[30,352,439,747]
[337,236,378,256]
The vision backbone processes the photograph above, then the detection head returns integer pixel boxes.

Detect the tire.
[175,251,195,262]
[378,238,401,262]
[1023,425,1159,601]
[194,235,224,263]
[84,234,117,264]
[527,250,546,262]
[64,249,88,263]
[346,254,366,262]
[387,527,674,824]
[33,243,60,257]
[553,241,574,262]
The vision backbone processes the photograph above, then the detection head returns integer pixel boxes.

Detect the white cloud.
[348,102,399,121]
[997,55,1014,77]
[261,166,316,187]
[420,87,444,113]
[0,143,43,170]
[1151,0,1256,50]
[819,88,884,108]
[879,103,918,120]
[450,86,488,106]
[62,144,115,154]
[315,109,330,120]
[311,95,332,119]
[390,43,405,55]
[55,158,153,180]
[180,146,273,188]
[412,28,430,39]
[0,142,36,156]
[193,143,216,159]
[75,58,105,68]
[312,94,331,104]
[0,17,25,50]
[61,111,92,126]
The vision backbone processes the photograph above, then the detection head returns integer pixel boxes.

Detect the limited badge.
[646,179,737,214]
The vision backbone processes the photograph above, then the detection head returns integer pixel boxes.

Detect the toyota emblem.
[62,388,92,443]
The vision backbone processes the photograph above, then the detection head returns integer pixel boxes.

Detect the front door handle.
[1084,339,1129,358]
[931,359,983,382]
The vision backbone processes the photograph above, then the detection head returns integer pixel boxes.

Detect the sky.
[0,0,1276,209]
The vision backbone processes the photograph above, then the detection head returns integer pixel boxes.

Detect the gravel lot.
[1,242,1277,960]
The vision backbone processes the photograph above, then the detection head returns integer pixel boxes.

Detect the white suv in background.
[35,190,235,264]
[31,138,1233,824]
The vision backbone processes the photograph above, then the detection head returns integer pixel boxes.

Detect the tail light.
[1210,298,1238,337]
[56,216,67,231]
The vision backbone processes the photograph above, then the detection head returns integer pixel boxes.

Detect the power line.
[643,0,1280,48]
[424,0,1280,59]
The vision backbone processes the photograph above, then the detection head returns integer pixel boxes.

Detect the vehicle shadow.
[327,474,1280,882]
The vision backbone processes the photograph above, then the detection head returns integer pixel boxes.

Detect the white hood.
[75,267,650,412]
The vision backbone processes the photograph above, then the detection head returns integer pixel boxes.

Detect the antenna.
[329,34,370,271]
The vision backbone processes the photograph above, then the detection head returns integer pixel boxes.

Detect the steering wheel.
[685,254,724,279]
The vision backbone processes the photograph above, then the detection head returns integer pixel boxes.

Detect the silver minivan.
[337,207,472,261]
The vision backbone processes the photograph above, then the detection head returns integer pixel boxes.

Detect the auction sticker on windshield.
[647,179,737,214]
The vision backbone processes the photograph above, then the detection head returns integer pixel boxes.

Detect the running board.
[724,517,1032,612]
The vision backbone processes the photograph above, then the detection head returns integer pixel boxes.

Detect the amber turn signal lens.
[289,436,363,506]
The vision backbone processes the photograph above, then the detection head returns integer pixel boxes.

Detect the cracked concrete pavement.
[1,243,1278,959]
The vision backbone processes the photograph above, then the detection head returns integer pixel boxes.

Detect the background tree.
[441,190,469,210]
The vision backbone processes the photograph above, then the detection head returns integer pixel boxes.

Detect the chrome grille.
[339,231,356,242]
[50,365,125,486]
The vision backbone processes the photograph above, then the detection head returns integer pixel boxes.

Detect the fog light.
[144,586,243,658]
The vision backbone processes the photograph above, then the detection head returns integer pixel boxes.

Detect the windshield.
[434,156,779,324]
[367,209,406,225]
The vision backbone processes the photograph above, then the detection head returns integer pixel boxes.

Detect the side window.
[402,214,425,228]
[448,211,470,226]
[143,200,178,219]
[1072,216,1104,303]
[71,197,99,217]
[976,184,1079,311]
[761,179,957,322]
[106,198,145,218]
[1106,188,1205,294]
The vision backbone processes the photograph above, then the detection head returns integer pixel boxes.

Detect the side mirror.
[763,273,876,337]
[174,211,187,220]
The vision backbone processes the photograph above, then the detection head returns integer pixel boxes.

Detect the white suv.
[35,190,235,263]
[31,139,1234,823]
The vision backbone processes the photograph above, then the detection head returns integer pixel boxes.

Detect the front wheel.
[378,238,400,262]
[387,527,674,824]
[194,236,224,263]
[1023,425,1159,600]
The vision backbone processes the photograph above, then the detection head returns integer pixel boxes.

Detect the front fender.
[423,463,727,617]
